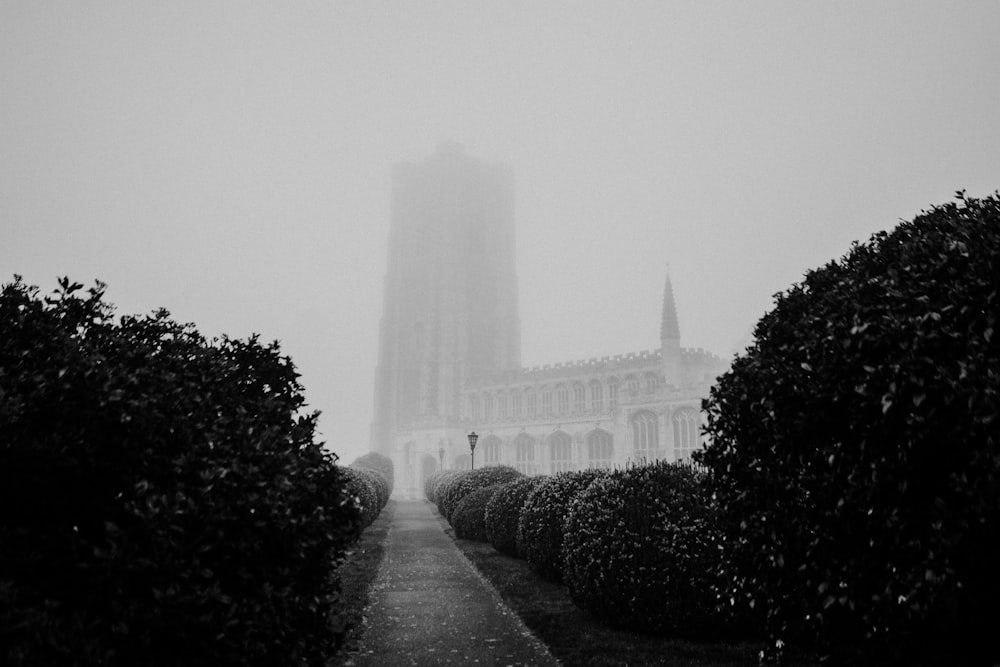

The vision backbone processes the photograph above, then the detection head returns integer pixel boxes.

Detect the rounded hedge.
[340,466,385,530]
[432,470,466,512]
[563,462,744,640]
[350,452,394,499]
[518,470,606,581]
[424,470,445,503]
[697,193,1000,664]
[485,476,549,557]
[441,466,523,523]
[0,277,362,666]
[451,485,503,542]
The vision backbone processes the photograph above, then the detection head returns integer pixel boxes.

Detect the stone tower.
[369,144,521,454]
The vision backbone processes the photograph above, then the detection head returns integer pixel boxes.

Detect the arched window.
[498,394,508,420]
[626,375,640,396]
[542,388,553,416]
[483,394,494,422]
[511,390,522,418]
[644,372,660,393]
[673,409,701,462]
[608,378,620,411]
[557,385,569,415]
[586,430,614,469]
[514,433,536,475]
[469,394,481,420]
[573,383,586,413]
[526,390,537,418]
[481,435,502,466]
[549,431,572,473]
[589,380,603,413]
[631,410,661,461]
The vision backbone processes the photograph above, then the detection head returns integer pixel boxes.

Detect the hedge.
[451,485,503,542]
[440,466,523,523]
[485,476,549,558]
[563,462,747,640]
[518,470,606,581]
[697,192,1000,665]
[0,277,362,666]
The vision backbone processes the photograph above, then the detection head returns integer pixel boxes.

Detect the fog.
[2,2,998,464]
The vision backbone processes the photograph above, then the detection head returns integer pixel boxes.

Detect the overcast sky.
[3,2,998,464]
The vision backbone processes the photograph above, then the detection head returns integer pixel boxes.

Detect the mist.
[2,2,998,464]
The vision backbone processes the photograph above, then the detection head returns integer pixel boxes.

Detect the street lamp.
[468,431,479,470]
[438,446,445,471]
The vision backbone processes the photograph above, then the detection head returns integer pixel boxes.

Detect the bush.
[350,452,394,499]
[0,277,362,666]
[485,476,549,557]
[518,470,607,581]
[340,466,383,531]
[432,470,466,512]
[424,470,445,503]
[563,462,745,640]
[697,193,1000,665]
[441,466,523,522]
[451,485,503,541]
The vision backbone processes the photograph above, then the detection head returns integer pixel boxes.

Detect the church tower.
[369,144,521,454]
[660,272,682,386]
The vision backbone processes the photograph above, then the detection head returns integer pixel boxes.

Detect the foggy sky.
[3,2,998,464]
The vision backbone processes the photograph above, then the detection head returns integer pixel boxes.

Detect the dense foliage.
[518,470,606,581]
[484,476,549,557]
[339,466,386,531]
[451,485,503,541]
[439,466,523,522]
[424,470,445,503]
[563,462,743,640]
[0,277,362,666]
[432,470,465,509]
[349,452,394,501]
[697,193,1000,665]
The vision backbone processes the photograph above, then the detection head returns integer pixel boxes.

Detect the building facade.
[370,145,728,497]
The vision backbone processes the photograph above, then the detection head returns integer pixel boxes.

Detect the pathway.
[350,500,559,666]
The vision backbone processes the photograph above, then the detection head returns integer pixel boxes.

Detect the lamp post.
[438,446,445,472]
[468,431,479,470]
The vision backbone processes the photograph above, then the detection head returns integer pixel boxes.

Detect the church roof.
[660,272,681,340]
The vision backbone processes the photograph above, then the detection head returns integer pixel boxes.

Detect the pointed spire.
[660,270,680,341]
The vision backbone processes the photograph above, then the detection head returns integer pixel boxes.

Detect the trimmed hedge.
[563,462,746,640]
[339,466,384,531]
[0,277,362,666]
[440,466,523,522]
[432,470,466,510]
[451,485,503,542]
[350,452,394,499]
[697,193,1000,665]
[518,470,607,581]
[485,476,549,557]
[424,470,445,503]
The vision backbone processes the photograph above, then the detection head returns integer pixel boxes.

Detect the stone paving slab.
[350,500,559,666]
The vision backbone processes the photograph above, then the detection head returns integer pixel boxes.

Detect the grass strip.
[452,530,766,667]
[331,500,395,665]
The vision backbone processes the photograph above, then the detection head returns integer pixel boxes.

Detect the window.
[549,431,573,473]
[645,372,660,393]
[608,380,619,411]
[470,395,481,420]
[589,381,603,413]
[557,385,569,415]
[673,409,700,462]
[498,394,508,420]
[481,435,502,466]
[631,410,661,460]
[586,430,614,469]
[511,390,522,418]
[484,394,494,422]
[573,383,586,413]
[542,389,553,416]
[626,375,640,396]
[514,433,536,475]
[526,390,537,418]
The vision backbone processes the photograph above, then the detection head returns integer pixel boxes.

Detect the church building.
[369,144,728,497]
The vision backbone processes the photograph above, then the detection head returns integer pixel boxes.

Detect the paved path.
[351,500,559,666]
